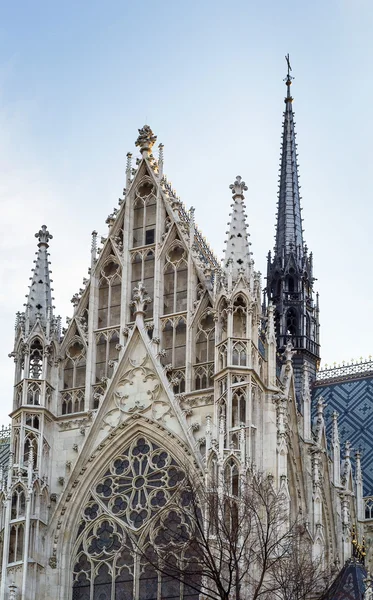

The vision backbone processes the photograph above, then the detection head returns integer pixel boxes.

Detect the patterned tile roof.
[313,374,373,495]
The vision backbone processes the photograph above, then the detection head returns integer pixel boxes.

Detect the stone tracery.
[72,436,199,600]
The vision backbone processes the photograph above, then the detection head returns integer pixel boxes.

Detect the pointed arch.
[194,308,215,391]
[65,427,201,600]
[232,293,248,338]
[132,176,157,248]
[163,240,188,315]
[29,336,44,379]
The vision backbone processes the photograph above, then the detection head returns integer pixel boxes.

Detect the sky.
[0,0,372,424]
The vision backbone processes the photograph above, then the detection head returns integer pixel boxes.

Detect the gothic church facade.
[0,72,362,599]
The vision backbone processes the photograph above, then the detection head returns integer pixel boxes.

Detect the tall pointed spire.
[266,56,320,402]
[25,225,54,331]
[223,176,252,283]
[276,54,303,257]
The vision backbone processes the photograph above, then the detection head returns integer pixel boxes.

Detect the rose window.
[72,436,200,600]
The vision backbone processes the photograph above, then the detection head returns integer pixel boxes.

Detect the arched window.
[97,259,122,329]
[163,243,188,315]
[72,437,201,600]
[23,434,38,468]
[130,248,155,319]
[232,388,246,428]
[132,180,157,248]
[217,298,228,343]
[194,311,215,390]
[11,486,26,520]
[95,329,120,382]
[63,339,86,390]
[232,342,247,366]
[161,317,186,368]
[29,338,43,379]
[9,523,24,562]
[233,295,247,338]
[286,308,298,337]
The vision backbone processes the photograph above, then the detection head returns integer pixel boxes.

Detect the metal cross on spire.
[285,53,292,78]
[284,53,294,93]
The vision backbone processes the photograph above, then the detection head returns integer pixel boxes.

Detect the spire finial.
[229,175,248,199]
[284,54,294,103]
[35,225,53,248]
[135,125,157,158]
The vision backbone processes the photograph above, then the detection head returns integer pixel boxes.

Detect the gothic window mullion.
[172,321,176,365]
[173,267,177,314]
[142,201,146,246]
[141,251,145,282]
[107,283,112,328]
[105,335,110,378]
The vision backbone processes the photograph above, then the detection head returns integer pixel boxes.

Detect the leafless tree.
[137,468,331,600]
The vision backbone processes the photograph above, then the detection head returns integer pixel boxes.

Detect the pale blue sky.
[0,0,372,423]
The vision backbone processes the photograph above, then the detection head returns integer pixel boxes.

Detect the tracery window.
[72,437,201,600]
[11,485,26,520]
[217,298,228,343]
[232,341,247,366]
[286,308,298,337]
[194,310,215,390]
[95,328,120,382]
[233,295,247,338]
[232,388,246,428]
[29,338,43,379]
[132,180,157,248]
[9,523,24,562]
[161,316,186,368]
[63,339,86,390]
[163,242,188,314]
[130,248,155,319]
[97,259,122,329]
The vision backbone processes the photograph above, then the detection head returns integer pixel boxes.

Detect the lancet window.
[95,328,120,382]
[130,248,155,319]
[217,298,228,343]
[163,242,188,315]
[232,388,246,428]
[132,179,157,248]
[9,523,24,562]
[29,338,43,379]
[194,311,215,390]
[63,339,86,390]
[11,486,26,520]
[232,341,247,366]
[97,259,122,330]
[233,295,247,338]
[161,316,186,368]
[72,436,201,600]
[286,308,298,337]
[23,433,38,468]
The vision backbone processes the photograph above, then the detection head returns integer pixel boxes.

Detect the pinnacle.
[25,225,55,332]
[223,176,252,283]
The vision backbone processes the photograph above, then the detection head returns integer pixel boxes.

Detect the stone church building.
[0,70,366,599]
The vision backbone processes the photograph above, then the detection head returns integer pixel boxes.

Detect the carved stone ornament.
[135,124,157,157]
[130,282,151,316]
[48,556,57,569]
[101,355,173,432]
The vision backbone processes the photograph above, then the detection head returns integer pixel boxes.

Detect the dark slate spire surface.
[275,60,304,258]
[26,225,54,330]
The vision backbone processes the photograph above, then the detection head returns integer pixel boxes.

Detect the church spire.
[25,225,54,332]
[223,176,252,283]
[266,57,320,401]
[275,54,303,259]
